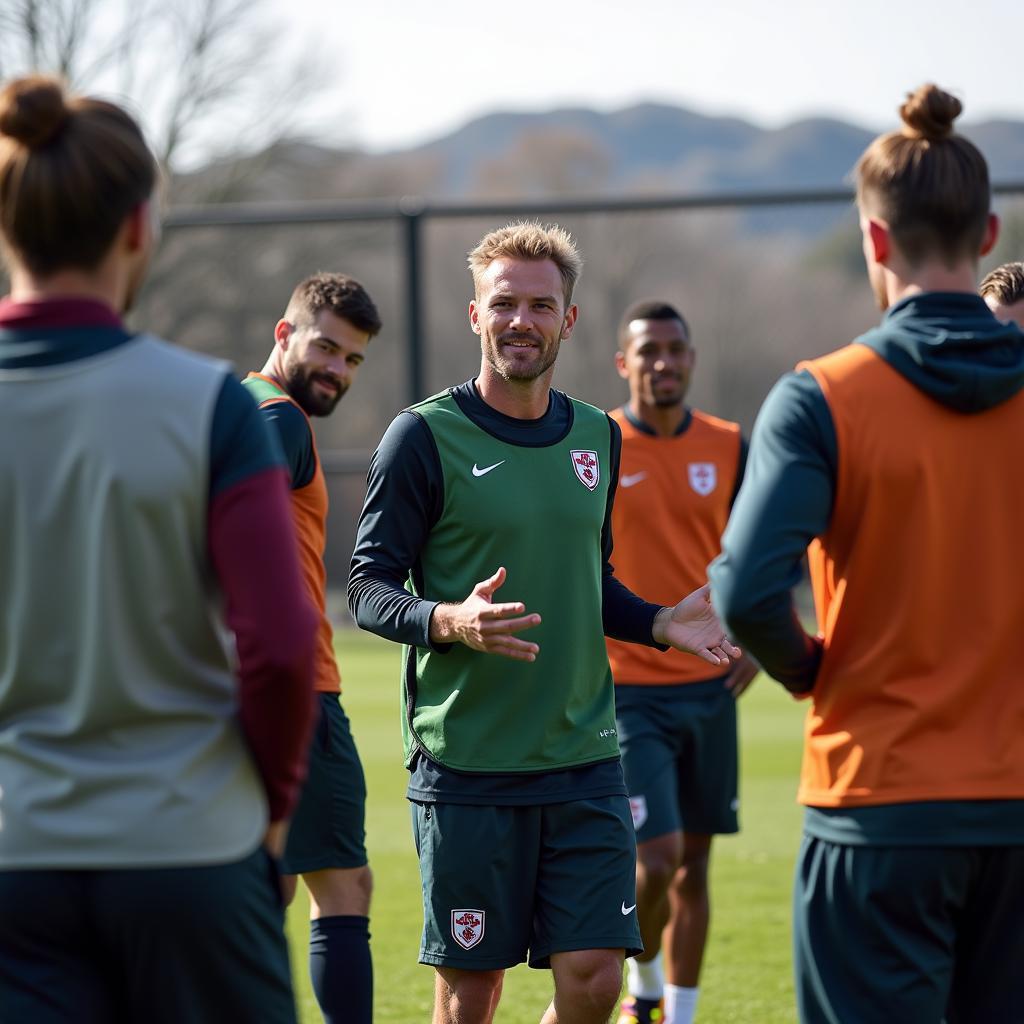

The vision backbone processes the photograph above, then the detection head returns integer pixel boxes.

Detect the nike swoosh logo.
[621,902,636,915]
[472,461,505,477]
[620,472,647,488]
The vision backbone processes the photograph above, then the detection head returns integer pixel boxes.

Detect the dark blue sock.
[309,914,372,1024]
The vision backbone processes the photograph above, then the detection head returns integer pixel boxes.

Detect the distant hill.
[176,101,1024,207]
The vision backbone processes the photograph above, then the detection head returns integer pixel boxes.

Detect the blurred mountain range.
[178,101,1024,205]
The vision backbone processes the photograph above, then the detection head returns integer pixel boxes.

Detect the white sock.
[664,984,698,1024]
[626,951,664,1001]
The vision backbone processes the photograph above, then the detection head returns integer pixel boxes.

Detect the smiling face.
[616,316,695,410]
[275,308,370,417]
[469,257,577,386]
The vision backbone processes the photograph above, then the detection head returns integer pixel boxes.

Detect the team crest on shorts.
[628,795,648,831]
[688,462,717,496]
[571,450,600,491]
[451,909,485,950]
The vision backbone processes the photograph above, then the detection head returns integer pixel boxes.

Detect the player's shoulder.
[562,391,612,431]
[689,407,742,437]
[134,333,231,383]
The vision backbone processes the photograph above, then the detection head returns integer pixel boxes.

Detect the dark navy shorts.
[411,794,642,970]
[615,679,739,843]
[0,848,295,1023]
[281,692,368,875]
[794,834,1024,1023]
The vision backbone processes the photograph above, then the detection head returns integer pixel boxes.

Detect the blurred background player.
[349,222,738,1024]
[980,260,1024,326]
[0,76,317,1023]
[245,274,382,1024]
[711,84,1024,1023]
[608,301,757,1024]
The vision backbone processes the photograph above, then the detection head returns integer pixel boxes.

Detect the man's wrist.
[651,606,671,645]
[428,602,455,644]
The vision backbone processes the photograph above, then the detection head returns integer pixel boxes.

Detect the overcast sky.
[292,0,1023,151]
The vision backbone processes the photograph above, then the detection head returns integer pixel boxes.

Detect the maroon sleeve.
[209,466,318,821]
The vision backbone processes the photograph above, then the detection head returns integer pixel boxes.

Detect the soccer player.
[607,301,757,1024]
[980,260,1024,326]
[348,222,739,1024]
[710,84,1024,1023]
[245,273,382,1024]
[0,76,318,1022]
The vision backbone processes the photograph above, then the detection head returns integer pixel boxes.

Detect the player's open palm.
[429,566,542,660]
[657,583,740,667]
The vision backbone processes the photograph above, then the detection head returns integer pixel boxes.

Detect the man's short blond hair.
[467,222,583,306]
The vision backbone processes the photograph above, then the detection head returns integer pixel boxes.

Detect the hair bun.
[899,83,961,141]
[0,76,70,149]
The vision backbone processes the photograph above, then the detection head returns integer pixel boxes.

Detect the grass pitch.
[287,629,806,1023]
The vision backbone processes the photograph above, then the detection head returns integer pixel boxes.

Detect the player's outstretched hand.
[653,583,741,667]
[428,566,541,661]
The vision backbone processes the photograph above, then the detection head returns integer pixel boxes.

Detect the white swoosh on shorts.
[621,902,637,915]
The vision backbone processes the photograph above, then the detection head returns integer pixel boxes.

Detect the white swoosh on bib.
[620,472,647,488]
[472,461,505,477]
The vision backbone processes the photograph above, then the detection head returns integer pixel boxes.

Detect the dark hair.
[855,84,990,267]
[0,75,157,277]
[979,262,1024,307]
[617,299,690,349]
[283,272,382,338]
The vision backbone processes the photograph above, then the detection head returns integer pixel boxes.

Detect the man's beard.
[285,366,347,417]
[483,331,559,382]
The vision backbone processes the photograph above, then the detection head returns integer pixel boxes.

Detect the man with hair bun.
[349,222,739,1024]
[245,272,382,1024]
[0,76,318,1022]
[980,260,1024,325]
[711,84,1024,1022]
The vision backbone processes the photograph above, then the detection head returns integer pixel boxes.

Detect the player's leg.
[543,948,626,1024]
[304,864,373,1024]
[282,694,372,1024]
[946,845,1024,1023]
[793,835,959,1023]
[433,966,505,1024]
[411,800,539,1022]
[95,848,297,1024]
[0,870,115,1023]
[533,794,641,1022]
[661,681,739,1024]
[615,684,683,1023]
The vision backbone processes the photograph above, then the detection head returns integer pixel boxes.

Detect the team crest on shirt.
[688,462,717,496]
[451,909,485,950]
[571,450,600,491]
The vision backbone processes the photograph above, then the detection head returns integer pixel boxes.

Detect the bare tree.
[0,0,327,180]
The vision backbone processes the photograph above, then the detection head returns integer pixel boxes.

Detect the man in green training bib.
[348,222,738,1024]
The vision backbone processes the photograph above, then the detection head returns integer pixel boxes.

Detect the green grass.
[286,630,806,1023]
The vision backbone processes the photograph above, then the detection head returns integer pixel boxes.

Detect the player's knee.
[554,951,623,1014]
[637,839,682,893]
[354,863,373,900]
[437,967,503,1017]
[673,853,710,898]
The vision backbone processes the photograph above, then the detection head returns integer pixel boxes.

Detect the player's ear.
[468,300,481,334]
[561,304,578,340]
[614,350,629,379]
[864,217,890,266]
[274,319,293,350]
[980,213,999,256]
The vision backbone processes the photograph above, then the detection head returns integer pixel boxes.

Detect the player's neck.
[629,398,686,437]
[475,366,553,420]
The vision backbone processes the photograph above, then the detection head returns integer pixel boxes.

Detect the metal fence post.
[400,199,425,406]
